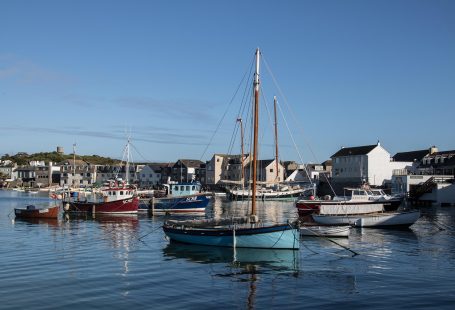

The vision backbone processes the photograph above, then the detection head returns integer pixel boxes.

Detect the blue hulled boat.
[163,218,299,249]
[151,182,212,213]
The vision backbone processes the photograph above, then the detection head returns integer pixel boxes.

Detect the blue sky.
[1,0,454,164]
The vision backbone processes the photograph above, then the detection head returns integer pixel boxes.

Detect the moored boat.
[147,182,212,214]
[63,181,139,215]
[163,218,300,249]
[14,205,60,219]
[296,187,391,217]
[353,210,421,228]
[313,210,421,228]
[228,186,308,201]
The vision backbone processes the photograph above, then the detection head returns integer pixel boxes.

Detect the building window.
[270,169,273,173]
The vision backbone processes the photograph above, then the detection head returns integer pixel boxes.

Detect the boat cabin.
[334,188,372,202]
[164,182,202,197]
[101,179,135,202]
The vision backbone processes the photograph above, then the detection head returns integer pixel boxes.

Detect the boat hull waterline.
[313,210,421,228]
[152,194,211,213]
[353,210,421,228]
[14,205,60,219]
[163,224,300,249]
[64,197,139,214]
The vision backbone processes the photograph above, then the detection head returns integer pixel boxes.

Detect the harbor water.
[0,190,454,309]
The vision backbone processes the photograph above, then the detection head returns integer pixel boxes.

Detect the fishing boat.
[63,181,139,215]
[352,210,421,228]
[146,182,212,213]
[62,139,139,215]
[14,205,60,219]
[163,48,300,249]
[300,224,350,237]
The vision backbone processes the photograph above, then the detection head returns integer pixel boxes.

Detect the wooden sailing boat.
[163,48,299,249]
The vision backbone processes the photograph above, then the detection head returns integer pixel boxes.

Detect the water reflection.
[209,197,299,225]
[163,242,299,274]
[13,217,60,227]
[163,242,299,309]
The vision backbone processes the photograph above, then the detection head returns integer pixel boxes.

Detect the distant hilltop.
[1,151,121,166]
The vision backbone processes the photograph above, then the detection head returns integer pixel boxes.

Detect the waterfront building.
[170,159,204,183]
[0,163,16,181]
[59,159,97,187]
[418,147,455,176]
[391,146,455,205]
[244,159,285,185]
[206,154,229,185]
[331,141,409,188]
[15,166,36,187]
[137,165,161,187]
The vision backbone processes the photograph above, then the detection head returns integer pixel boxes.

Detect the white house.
[137,165,161,187]
[331,142,409,187]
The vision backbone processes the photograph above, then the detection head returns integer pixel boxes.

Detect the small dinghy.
[14,205,60,219]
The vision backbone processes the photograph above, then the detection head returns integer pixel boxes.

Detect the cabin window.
[192,186,195,190]
[186,186,190,191]
[180,186,185,191]
[174,186,179,191]
[120,191,124,195]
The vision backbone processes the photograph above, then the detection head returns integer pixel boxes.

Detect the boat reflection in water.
[163,242,299,308]
[163,242,299,273]
[13,217,60,227]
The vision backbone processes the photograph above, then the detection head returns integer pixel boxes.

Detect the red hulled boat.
[63,181,139,215]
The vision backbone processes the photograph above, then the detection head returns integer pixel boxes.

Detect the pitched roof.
[392,150,429,162]
[176,159,204,168]
[331,145,377,157]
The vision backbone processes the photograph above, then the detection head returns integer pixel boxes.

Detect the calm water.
[1,190,454,309]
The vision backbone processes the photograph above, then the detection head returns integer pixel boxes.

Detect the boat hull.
[313,210,421,228]
[14,206,60,219]
[228,189,304,201]
[151,194,211,213]
[63,197,139,214]
[312,214,361,226]
[163,223,300,249]
[353,210,421,228]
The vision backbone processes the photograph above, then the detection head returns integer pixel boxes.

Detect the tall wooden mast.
[236,118,245,185]
[251,48,260,217]
[273,96,279,181]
